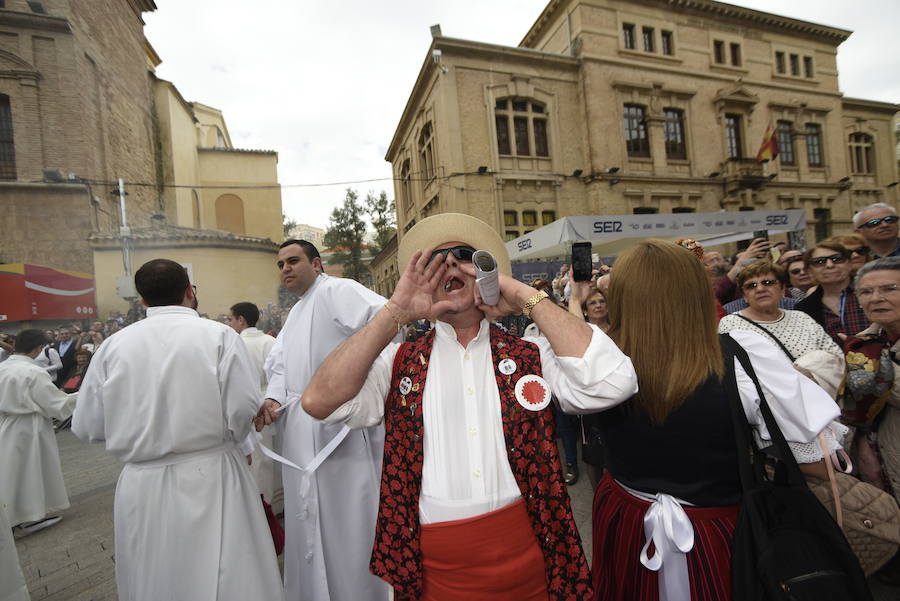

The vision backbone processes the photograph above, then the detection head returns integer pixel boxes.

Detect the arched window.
[495,98,549,157]
[0,95,15,180]
[624,104,650,158]
[192,190,201,228]
[215,194,245,234]
[849,133,874,174]
[418,123,435,179]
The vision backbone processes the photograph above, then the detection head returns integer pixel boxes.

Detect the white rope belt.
[618,480,695,601]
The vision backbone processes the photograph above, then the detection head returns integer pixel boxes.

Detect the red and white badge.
[514,375,551,411]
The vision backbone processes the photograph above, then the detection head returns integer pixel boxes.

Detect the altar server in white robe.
[255,239,391,601]
[72,259,284,601]
[0,505,30,601]
[0,329,75,532]
[227,301,279,506]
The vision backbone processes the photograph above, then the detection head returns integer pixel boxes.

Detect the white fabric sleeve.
[72,345,107,442]
[238,430,261,457]
[525,324,639,415]
[31,370,76,420]
[45,347,63,375]
[263,332,287,404]
[793,350,845,400]
[329,280,388,336]
[323,343,400,429]
[219,331,265,444]
[729,329,840,463]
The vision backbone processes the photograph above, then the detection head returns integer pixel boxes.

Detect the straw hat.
[398,213,511,275]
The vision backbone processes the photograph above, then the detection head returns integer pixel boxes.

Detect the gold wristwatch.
[521,290,549,318]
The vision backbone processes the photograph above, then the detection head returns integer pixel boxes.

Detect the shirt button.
[469,427,477,436]
[464,353,470,360]
[473,469,481,478]
[413,434,420,442]
[466,387,474,395]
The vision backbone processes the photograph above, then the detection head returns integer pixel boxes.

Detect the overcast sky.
[143,1,899,232]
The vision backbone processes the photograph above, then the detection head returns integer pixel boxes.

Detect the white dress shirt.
[326,319,638,523]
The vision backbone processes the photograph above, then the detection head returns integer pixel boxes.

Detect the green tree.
[365,190,396,253]
[282,213,298,238]
[324,189,368,282]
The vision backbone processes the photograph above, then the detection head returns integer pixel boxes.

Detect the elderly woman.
[718,261,844,398]
[591,240,845,601]
[582,288,610,333]
[797,239,870,344]
[843,256,900,506]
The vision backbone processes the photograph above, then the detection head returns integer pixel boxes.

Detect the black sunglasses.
[788,267,804,275]
[428,246,475,263]
[809,254,848,266]
[860,216,899,229]
[743,278,779,291]
[849,246,871,256]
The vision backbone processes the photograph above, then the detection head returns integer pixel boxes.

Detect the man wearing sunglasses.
[301,213,637,600]
[796,240,870,344]
[853,202,900,259]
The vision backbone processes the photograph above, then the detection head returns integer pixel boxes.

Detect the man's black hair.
[134,259,190,307]
[279,239,321,263]
[230,302,260,327]
[15,329,48,354]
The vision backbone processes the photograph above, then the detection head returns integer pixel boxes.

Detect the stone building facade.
[1,0,284,321]
[372,0,898,291]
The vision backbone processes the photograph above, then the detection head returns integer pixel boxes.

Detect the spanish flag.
[755,122,779,163]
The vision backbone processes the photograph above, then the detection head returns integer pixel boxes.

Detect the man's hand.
[459,264,535,321]
[254,398,282,432]
[737,238,772,263]
[389,249,455,323]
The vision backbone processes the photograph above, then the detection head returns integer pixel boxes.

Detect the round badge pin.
[399,376,413,396]
[498,358,517,375]
[514,375,551,411]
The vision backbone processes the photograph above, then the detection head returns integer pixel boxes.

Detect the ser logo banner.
[593,221,623,233]
[766,214,789,226]
[517,238,533,251]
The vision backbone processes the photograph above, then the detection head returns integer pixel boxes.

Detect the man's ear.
[140,298,149,308]
[312,257,323,273]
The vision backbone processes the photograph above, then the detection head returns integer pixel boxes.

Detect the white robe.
[72,306,284,601]
[265,274,390,601]
[0,355,75,526]
[0,505,29,601]
[239,327,279,502]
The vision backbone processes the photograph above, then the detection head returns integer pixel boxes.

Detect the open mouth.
[443,276,464,293]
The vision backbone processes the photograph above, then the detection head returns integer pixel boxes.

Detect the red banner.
[0,264,97,322]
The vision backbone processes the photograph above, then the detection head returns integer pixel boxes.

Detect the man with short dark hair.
[53,327,77,386]
[73,258,284,601]
[228,301,279,509]
[255,239,391,601]
[0,329,76,536]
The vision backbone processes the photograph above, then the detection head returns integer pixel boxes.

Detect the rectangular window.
[814,208,831,241]
[533,119,548,157]
[672,207,695,213]
[623,23,635,49]
[624,104,650,158]
[730,42,742,66]
[777,120,795,166]
[495,115,511,155]
[504,211,518,226]
[803,56,814,78]
[505,231,518,242]
[522,211,537,227]
[0,95,15,180]
[664,108,687,160]
[713,40,725,64]
[775,51,785,74]
[513,116,530,156]
[806,123,823,167]
[789,53,799,76]
[542,211,556,225]
[725,114,743,159]
[661,30,674,56]
[633,207,659,215]
[642,27,654,52]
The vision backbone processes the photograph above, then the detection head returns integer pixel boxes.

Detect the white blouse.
[324,319,639,524]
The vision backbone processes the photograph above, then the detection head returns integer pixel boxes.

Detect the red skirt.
[418,499,549,601]
[591,472,738,601]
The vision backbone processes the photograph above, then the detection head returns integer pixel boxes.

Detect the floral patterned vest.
[369,325,593,601]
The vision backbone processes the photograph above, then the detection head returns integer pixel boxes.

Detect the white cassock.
[266,273,390,601]
[239,326,279,503]
[0,506,29,601]
[72,306,284,601]
[0,355,76,526]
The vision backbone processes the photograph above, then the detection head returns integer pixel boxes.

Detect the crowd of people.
[2,201,900,601]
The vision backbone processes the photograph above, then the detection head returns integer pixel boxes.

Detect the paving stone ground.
[12,431,898,600]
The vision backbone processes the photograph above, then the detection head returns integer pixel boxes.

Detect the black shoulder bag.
[720,334,871,601]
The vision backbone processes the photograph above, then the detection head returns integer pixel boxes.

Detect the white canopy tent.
[505,209,806,262]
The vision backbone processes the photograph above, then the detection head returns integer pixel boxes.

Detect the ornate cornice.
[0,9,72,34]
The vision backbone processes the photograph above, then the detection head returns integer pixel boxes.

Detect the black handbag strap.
[722,334,756,492]
[721,333,807,488]
[733,313,797,362]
